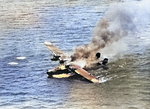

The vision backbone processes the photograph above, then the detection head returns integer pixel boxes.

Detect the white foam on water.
[16,57,26,60]
[140,37,147,39]
[98,76,112,83]
[8,62,19,65]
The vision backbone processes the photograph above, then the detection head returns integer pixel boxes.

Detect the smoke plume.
[71,1,150,68]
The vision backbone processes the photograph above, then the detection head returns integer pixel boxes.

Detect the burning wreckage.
[44,41,108,83]
[44,15,129,83]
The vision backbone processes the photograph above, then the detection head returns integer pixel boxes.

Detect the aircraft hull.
[46,65,99,83]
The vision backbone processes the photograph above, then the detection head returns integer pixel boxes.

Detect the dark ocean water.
[0,0,150,109]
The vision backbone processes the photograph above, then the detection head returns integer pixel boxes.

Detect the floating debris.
[16,57,26,60]
[8,62,19,65]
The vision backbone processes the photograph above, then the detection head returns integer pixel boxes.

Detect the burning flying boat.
[44,41,108,83]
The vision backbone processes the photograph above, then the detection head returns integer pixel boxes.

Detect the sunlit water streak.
[0,0,150,109]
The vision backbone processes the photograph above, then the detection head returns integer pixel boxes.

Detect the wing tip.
[91,78,99,83]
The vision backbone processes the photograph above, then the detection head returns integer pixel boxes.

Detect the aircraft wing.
[44,41,67,60]
[70,65,99,83]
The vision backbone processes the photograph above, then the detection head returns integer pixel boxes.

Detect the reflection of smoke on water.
[71,1,150,66]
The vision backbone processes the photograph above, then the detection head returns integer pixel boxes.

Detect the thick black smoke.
[70,1,150,68]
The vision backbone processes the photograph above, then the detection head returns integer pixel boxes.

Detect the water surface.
[0,0,150,109]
